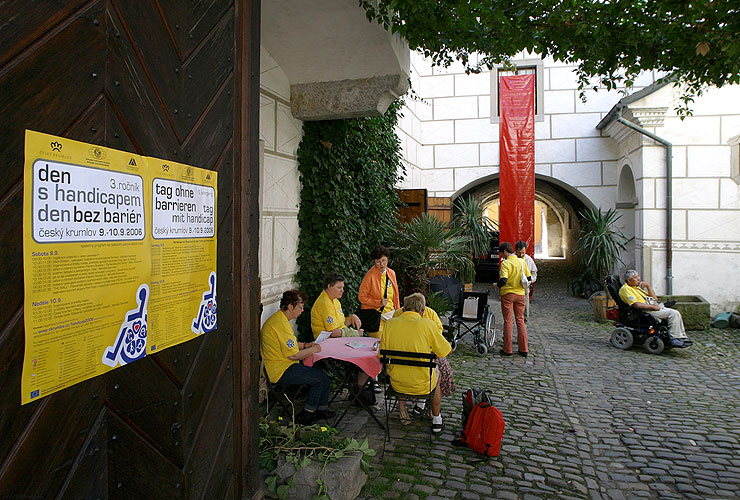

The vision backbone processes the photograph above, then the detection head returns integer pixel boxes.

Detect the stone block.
[687,146,730,177]
[673,179,719,209]
[535,139,576,163]
[576,137,620,162]
[544,90,575,114]
[455,72,490,96]
[455,119,499,143]
[435,144,479,168]
[688,211,740,242]
[663,116,720,145]
[421,120,455,144]
[552,162,602,187]
[419,74,455,97]
[434,96,479,120]
[551,113,601,139]
[263,453,367,500]
[480,143,500,165]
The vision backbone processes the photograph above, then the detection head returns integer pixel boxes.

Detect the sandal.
[399,407,412,425]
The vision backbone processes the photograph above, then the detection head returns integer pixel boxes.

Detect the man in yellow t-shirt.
[496,241,531,356]
[261,290,334,425]
[380,293,452,433]
[619,270,688,346]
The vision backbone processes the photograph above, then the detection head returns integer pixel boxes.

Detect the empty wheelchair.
[605,275,692,354]
[448,290,496,355]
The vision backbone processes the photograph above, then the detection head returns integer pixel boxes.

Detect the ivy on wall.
[295,100,405,340]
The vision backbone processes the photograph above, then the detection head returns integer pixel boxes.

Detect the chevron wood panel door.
[0,1,261,498]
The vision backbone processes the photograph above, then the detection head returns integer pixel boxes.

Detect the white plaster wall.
[611,84,740,311]
[398,50,740,311]
[260,46,303,321]
[398,52,657,201]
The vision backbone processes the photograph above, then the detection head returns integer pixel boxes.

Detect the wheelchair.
[605,275,692,354]
[448,290,496,355]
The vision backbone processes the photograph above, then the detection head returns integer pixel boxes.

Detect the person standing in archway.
[515,240,538,321]
[496,241,531,356]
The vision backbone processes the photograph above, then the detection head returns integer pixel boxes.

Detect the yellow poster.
[22,130,217,404]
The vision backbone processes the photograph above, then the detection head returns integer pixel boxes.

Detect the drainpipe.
[616,105,673,295]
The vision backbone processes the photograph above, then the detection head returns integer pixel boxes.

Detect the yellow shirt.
[499,254,531,296]
[260,310,299,383]
[380,272,395,315]
[619,283,649,306]
[392,307,444,335]
[380,311,452,395]
[311,290,346,339]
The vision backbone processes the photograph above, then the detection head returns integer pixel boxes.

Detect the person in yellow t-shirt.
[496,241,531,357]
[391,289,456,402]
[311,272,362,339]
[261,290,334,425]
[619,270,688,346]
[381,293,452,433]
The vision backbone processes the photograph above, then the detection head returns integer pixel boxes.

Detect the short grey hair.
[624,269,639,281]
[403,293,426,313]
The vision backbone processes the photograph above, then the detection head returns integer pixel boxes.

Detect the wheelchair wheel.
[610,327,633,350]
[476,343,488,355]
[483,312,495,349]
[450,338,457,352]
[643,336,665,354]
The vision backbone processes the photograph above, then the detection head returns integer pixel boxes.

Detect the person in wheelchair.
[619,270,689,347]
[381,293,452,433]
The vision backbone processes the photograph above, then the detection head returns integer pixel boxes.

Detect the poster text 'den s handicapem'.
[22,130,218,404]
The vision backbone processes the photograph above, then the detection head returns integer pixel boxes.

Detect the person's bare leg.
[357,372,369,388]
[431,383,442,416]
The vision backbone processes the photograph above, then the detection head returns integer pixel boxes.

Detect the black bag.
[357,273,389,333]
[356,309,382,332]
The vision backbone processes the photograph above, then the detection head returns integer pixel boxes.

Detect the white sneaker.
[431,415,443,433]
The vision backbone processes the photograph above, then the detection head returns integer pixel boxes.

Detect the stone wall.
[260,46,303,321]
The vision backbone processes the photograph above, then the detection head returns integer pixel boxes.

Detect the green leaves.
[359,0,740,114]
[295,100,404,339]
[574,208,631,283]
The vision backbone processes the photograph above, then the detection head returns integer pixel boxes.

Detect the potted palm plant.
[385,212,473,293]
[573,208,630,320]
[452,195,497,287]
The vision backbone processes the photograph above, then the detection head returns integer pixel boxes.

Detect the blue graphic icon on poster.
[30,390,40,399]
[192,271,217,335]
[102,284,149,367]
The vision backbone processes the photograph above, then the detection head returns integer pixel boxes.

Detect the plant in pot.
[573,208,631,319]
[385,212,473,293]
[452,194,497,287]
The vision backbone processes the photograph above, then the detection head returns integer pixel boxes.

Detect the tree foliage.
[295,101,404,340]
[359,0,740,108]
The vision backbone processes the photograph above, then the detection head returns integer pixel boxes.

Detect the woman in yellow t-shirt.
[310,272,362,339]
[261,290,334,425]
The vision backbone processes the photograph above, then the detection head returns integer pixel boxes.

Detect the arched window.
[616,165,637,208]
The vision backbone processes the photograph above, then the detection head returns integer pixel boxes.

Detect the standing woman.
[496,241,531,356]
[358,246,400,339]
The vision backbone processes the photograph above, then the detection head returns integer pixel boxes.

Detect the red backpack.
[459,401,505,457]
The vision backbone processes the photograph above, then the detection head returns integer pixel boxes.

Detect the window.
[490,58,544,124]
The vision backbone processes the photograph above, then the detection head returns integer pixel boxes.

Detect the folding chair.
[379,349,437,450]
[260,358,299,419]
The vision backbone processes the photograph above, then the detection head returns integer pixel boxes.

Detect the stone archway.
[616,164,638,270]
[452,174,594,264]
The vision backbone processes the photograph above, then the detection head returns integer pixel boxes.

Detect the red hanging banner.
[498,75,535,256]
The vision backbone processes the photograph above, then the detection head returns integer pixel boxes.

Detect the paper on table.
[345,339,367,349]
[315,331,332,343]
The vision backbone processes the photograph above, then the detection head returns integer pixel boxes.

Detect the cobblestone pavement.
[334,260,740,500]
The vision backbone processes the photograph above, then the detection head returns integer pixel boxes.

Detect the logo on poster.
[50,141,62,152]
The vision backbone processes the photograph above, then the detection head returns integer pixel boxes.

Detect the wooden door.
[396,188,427,222]
[428,196,452,226]
[0,1,261,498]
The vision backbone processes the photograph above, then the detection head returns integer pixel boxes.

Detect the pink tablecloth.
[304,337,382,378]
